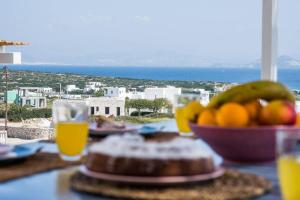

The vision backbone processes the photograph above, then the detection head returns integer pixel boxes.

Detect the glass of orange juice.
[174,94,201,136]
[277,130,300,200]
[53,100,89,161]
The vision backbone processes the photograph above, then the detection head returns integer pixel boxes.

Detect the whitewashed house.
[83,82,103,93]
[125,88,145,99]
[83,85,100,93]
[18,87,47,108]
[66,85,80,92]
[61,94,83,100]
[58,97,125,117]
[144,86,181,105]
[88,82,103,87]
[39,87,53,94]
[190,88,210,105]
[199,90,210,105]
[104,87,127,99]
[85,97,125,116]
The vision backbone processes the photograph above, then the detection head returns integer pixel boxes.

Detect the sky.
[0,0,299,66]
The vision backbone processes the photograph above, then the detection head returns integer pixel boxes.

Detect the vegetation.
[0,69,220,93]
[125,98,172,116]
[115,116,172,124]
[93,89,105,97]
[46,97,58,108]
[0,104,52,122]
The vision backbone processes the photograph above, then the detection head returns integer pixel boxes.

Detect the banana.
[208,80,295,108]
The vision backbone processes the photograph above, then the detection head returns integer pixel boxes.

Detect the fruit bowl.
[189,123,300,163]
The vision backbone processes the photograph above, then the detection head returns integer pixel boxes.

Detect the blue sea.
[8,65,300,90]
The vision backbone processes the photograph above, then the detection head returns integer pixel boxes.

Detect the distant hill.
[194,55,300,69]
[277,55,300,68]
[244,55,300,69]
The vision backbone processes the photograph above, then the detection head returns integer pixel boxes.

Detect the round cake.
[86,134,216,176]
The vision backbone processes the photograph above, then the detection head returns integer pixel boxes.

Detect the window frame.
[105,107,110,115]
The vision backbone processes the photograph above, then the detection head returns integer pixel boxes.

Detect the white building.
[214,85,226,93]
[39,87,53,94]
[127,92,145,99]
[144,86,181,105]
[85,97,125,116]
[66,85,79,92]
[175,89,210,108]
[62,94,82,100]
[189,88,210,106]
[83,85,100,93]
[83,82,103,93]
[125,88,145,99]
[18,87,47,108]
[58,97,125,117]
[0,40,28,64]
[0,51,21,64]
[88,82,103,87]
[104,87,127,99]
[199,90,210,105]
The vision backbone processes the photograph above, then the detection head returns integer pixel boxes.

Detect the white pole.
[261,0,278,81]
[0,46,5,53]
[59,83,62,99]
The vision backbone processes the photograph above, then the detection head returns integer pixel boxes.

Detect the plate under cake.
[85,134,216,177]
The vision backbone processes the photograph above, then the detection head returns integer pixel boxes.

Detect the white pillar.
[261,0,278,81]
[0,46,5,53]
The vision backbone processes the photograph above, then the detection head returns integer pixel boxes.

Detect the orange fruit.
[248,120,259,127]
[244,100,262,120]
[258,100,296,125]
[184,101,205,122]
[216,102,249,127]
[296,113,300,127]
[197,109,217,126]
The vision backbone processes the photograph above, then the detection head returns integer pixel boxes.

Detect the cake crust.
[86,153,215,176]
[85,134,216,176]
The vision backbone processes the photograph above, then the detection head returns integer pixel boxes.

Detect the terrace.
[0,1,299,200]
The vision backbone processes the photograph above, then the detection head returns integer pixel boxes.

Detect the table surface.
[0,120,282,200]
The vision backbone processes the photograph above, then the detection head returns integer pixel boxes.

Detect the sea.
[7,65,300,90]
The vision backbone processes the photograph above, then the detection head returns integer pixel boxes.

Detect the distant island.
[0,69,224,93]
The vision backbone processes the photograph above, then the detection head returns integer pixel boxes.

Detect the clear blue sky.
[0,0,299,66]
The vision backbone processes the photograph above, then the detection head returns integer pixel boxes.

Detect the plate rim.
[79,165,225,185]
[0,144,13,155]
[0,145,36,162]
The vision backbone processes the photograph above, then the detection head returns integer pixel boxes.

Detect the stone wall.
[0,126,54,140]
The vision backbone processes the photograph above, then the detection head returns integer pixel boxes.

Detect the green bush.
[115,116,170,124]
[125,98,172,116]
[145,113,174,118]
[6,104,52,122]
[130,111,153,116]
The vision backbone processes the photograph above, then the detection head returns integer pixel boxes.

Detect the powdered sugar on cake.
[89,134,211,159]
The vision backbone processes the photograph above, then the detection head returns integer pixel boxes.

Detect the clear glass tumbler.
[52,100,89,161]
[277,130,300,200]
[174,94,201,136]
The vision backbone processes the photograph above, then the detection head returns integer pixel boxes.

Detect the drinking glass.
[277,130,300,200]
[53,100,89,161]
[174,94,201,136]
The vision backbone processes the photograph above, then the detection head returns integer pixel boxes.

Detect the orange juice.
[175,107,190,133]
[278,155,300,200]
[55,122,88,156]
